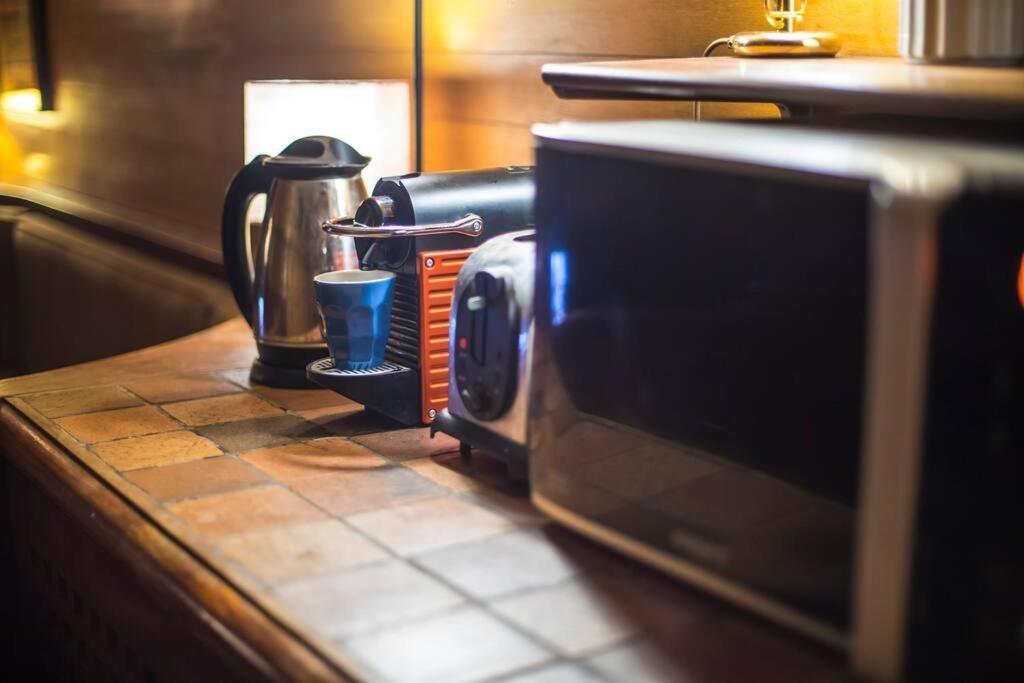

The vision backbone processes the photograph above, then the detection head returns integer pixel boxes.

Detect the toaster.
[431,230,536,478]
[310,167,534,426]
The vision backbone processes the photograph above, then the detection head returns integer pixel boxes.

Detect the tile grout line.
[15,382,143,418]
[409,576,565,665]
[234,439,539,622]
[123,452,274,503]
[407,538,656,667]
[224,445,420,565]
[5,395,366,682]
[85,381,317,480]
[16,383,639,682]
[62,380,567,678]
[85,384,222,470]
[334,600,564,683]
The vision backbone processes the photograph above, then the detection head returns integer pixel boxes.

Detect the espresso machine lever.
[322,213,483,239]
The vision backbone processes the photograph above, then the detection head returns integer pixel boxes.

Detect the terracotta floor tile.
[298,406,400,436]
[491,579,638,656]
[500,663,605,683]
[161,393,283,427]
[125,373,241,404]
[220,519,388,584]
[346,496,513,556]
[276,559,463,640]
[124,455,266,500]
[56,405,180,444]
[22,385,142,419]
[353,427,460,462]
[249,385,359,412]
[344,606,551,683]
[242,438,385,482]
[290,466,444,517]
[169,486,326,537]
[414,529,582,600]
[93,431,222,472]
[403,456,482,492]
[195,415,328,453]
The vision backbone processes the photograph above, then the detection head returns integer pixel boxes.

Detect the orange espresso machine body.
[309,167,535,426]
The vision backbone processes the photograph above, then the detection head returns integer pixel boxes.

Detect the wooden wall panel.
[422,0,899,170]
[0,0,898,256]
[1,0,412,257]
[422,1,897,66]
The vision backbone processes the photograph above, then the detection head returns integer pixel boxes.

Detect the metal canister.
[900,0,1024,64]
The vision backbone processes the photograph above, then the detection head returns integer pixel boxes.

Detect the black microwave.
[528,120,1024,682]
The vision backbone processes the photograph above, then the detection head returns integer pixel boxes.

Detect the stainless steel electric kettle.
[221,136,370,387]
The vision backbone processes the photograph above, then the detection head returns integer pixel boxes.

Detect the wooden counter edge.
[0,401,353,683]
[0,317,256,398]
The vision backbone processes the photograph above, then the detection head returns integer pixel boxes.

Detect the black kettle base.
[250,358,319,389]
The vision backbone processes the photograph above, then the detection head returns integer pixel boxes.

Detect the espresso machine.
[309,167,534,425]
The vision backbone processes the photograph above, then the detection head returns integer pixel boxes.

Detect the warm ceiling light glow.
[1,88,42,113]
[244,80,411,185]
[22,152,50,177]
[431,1,490,53]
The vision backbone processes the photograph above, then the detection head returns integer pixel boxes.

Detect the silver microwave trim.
[851,169,964,682]
[532,121,1024,187]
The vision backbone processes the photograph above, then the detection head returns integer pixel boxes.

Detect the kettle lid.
[263,136,370,179]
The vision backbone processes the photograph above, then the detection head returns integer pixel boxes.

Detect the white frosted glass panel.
[244,80,411,186]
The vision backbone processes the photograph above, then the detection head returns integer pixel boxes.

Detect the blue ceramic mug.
[313,270,396,370]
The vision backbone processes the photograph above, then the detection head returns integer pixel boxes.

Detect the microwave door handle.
[322,213,483,238]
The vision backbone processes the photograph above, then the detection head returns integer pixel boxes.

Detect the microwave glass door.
[531,147,870,629]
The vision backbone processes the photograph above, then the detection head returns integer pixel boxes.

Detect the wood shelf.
[542,56,1024,121]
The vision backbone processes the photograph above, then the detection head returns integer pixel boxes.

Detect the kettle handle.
[221,155,273,325]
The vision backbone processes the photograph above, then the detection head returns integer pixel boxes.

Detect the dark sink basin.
[0,205,236,378]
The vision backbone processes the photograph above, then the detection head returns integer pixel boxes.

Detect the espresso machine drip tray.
[306,357,421,425]
[308,358,408,377]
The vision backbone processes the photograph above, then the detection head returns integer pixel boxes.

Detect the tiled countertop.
[0,318,845,683]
